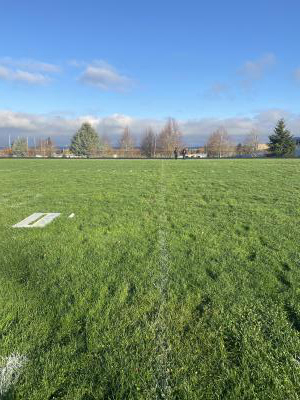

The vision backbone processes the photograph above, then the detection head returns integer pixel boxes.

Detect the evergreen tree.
[70,123,101,156]
[268,119,296,157]
[11,137,28,157]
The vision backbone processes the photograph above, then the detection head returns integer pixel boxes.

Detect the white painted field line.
[31,213,61,227]
[12,213,45,228]
[68,213,75,219]
[153,160,172,399]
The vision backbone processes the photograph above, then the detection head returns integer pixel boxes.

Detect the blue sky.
[1,0,300,145]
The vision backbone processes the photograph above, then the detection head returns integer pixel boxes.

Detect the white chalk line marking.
[68,213,75,219]
[154,160,171,399]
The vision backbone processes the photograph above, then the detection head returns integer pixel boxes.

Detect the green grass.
[0,159,300,399]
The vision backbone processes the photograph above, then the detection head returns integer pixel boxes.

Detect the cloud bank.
[0,109,299,146]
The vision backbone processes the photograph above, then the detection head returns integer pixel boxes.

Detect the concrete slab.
[12,213,45,228]
[31,213,61,227]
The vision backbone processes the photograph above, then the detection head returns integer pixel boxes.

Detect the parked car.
[187,153,207,158]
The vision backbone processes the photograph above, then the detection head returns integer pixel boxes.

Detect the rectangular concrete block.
[31,213,61,227]
[12,213,45,228]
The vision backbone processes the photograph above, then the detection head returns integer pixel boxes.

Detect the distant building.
[257,143,268,151]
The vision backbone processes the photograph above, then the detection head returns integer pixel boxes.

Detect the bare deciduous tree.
[243,130,259,156]
[157,118,182,157]
[119,127,135,156]
[140,127,156,157]
[101,133,113,156]
[206,128,232,158]
[45,137,56,157]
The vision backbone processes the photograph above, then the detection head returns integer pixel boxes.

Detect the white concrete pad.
[12,213,45,228]
[31,213,61,227]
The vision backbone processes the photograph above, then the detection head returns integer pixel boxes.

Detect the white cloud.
[0,111,142,139]
[205,82,234,100]
[1,108,300,146]
[79,61,134,92]
[0,66,10,80]
[238,53,276,88]
[0,57,60,85]
[180,110,296,140]
[68,59,86,68]
[0,66,50,84]
[0,110,36,130]
[205,53,276,99]
[0,57,61,73]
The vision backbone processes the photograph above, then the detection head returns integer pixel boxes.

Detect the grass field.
[1,158,300,399]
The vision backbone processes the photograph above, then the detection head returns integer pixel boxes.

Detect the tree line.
[69,118,182,158]
[205,119,296,158]
[6,118,297,158]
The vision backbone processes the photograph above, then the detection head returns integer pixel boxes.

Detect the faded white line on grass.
[154,160,171,399]
[0,353,27,396]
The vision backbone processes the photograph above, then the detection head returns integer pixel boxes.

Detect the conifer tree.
[268,119,296,157]
[11,137,28,157]
[70,123,101,156]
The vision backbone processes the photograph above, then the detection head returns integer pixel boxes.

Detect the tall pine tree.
[70,122,102,157]
[268,119,296,157]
